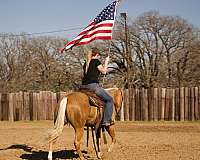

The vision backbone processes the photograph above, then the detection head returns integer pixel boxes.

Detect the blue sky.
[0,0,199,39]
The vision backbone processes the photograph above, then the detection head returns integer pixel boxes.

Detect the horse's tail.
[47,97,67,142]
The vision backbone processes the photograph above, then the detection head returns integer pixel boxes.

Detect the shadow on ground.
[1,144,83,160]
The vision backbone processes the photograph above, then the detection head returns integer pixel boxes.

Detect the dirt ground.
[0,121,200,160]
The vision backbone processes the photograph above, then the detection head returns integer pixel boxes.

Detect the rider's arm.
[97,55,110,74]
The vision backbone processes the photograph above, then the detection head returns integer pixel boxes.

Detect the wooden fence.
[0,91,67,121]
[121,87,200,121]
[0,87,199,122]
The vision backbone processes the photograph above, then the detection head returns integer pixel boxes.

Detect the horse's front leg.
[105,125,116,152]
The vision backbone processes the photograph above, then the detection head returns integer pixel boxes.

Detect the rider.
[81,47,113,126]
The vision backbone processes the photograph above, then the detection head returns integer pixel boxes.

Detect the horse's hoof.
[108,148,111,152]
[48,151,52,160]
[97,152,102,159]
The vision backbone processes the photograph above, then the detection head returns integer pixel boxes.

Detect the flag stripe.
[75,36,112,45]
[71,21,114,42]
[66,36,112,50]
[78,21,114,36]
[77,24,113,37]
[66,28,112,46]
[66,32,112,47]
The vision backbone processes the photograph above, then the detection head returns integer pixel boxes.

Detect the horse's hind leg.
[74,127,84,160]
[48,140,55,160]
[105,125,116,152]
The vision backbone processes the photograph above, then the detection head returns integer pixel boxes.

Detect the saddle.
[78,88,105,108]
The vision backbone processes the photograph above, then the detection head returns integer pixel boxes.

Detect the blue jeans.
[81,83,113,124]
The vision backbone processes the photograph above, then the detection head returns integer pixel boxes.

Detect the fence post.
[120,90,124,121]
[175,88,180,121]
[32,93,39,120]
[135,89,140,120]
[24,92,30,120]
[142,88,148,121]
[171,89,175,121]
[0,93,2,120]
[124,89,129,121]
[191,87,195,121]
[147,88,153,121]
[8,93,14,122]
[161,88,165,121]
[199,87,200,119]
[2,94,8,120]
[180,87,185,121]
[131,88,135,121]
[184,87,189,121]
[153,88,158,121]
[194,87,199,120]
[166,89,170,120]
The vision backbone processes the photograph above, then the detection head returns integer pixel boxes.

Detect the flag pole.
[102,0,122,86]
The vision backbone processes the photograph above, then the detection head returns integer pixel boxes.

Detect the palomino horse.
[47,87,123,160]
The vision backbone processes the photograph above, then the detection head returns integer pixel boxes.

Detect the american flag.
[60,1,119,53]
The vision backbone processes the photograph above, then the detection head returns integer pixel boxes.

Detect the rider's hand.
[105,55,110,64]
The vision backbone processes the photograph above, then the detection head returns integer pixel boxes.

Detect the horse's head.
[106,87,123,114]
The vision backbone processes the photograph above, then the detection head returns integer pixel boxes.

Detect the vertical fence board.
[171,89,175,121]
[8,93,14,122]
[47,91,54,120]
[180,87,185,121]
[0,93,2,120]
[199,87,200,120]
[184,87,189,121]
[119,90,124,121]
[23,92,30,120]
[168,89,171,120]
[13,93,17,121]
[32,93,39,120]
[29,93,33,120]
[46,92,50,120]
[161,88,166,121]
[165,89,170,120]
[153,88,158,121]
[175,88,180,121]
[191,88,195,121]
[158,88,162,120]
[136,89,141,120]
[15,92,23,121]
[123,89,128,121]
[128,89,133,121]
[194,87,199,120]
[126,89,129,121]
[139,89,144,121]
[142,88,148,121]
[41,91,47,120]
[131,88,135,121]
[38,92,43,120]
[2,94,8,120]
[148,88,153,121]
